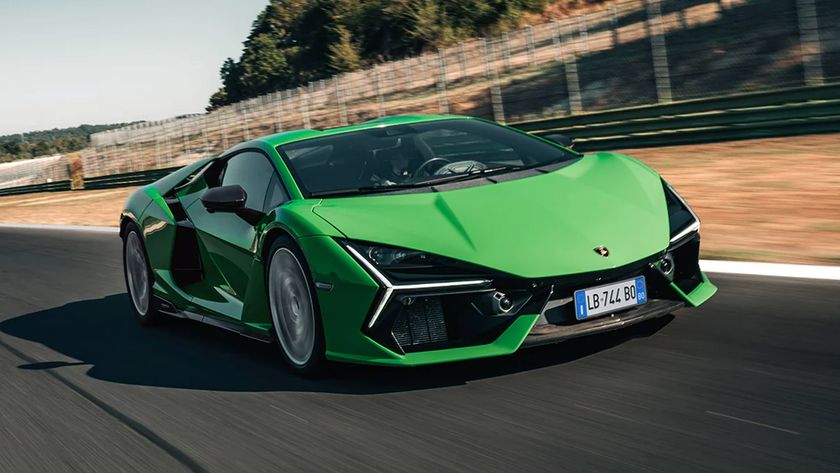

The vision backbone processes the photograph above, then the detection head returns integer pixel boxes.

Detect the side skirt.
[156,297,273,343]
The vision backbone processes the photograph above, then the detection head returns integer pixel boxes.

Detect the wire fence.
[2,0,839,189]
[0,154,69,189]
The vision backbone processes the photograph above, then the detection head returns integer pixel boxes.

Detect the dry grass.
[623,133,840,264]
[1,132,838,264]
[0,187,137,227]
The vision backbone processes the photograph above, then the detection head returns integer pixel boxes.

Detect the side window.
[263,174,289,211]
[221,151,277,211]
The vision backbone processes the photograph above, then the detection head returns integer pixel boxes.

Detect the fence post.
[344,74,355,124]
[551,20,563,62]
[489,41,505,123]
[381,64,390,100]
[481,38,492,78]
[458,43,468,81]
[610,5,619,47]
[335,76,348,126]
[490,85,505,124]
[201,123,210,156]
[796,0,824,86]
[302,86,312,128]
[218,111,228,150]
[127,138,135,173]
[646,0,673,103]
[273,92,284,133]
[502,32,512,69]
[577,15,590,54]
[241,102,251,140]
[154,132,161,168]
[164,126,172,167]
[180,120,189,155]
[437,49,450,114]
[562,27,583,115]
[374,68,385,117]
[527,25,536,64]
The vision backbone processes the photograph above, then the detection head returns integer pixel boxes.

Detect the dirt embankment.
[626,133,840,265]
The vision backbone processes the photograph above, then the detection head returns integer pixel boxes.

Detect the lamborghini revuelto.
[121,115,716,373]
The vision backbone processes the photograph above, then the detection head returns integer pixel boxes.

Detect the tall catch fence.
[2,0,838,191]
[0,155,70,192]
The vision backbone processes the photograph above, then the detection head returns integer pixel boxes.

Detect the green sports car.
[121,115,716,373]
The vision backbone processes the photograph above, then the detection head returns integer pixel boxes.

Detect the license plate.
[574,276,647,320]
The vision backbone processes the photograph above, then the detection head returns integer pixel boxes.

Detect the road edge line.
[700,259,840,281]
[0,223,119,233]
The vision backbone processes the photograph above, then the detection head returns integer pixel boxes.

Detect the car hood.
[313,153,669,278]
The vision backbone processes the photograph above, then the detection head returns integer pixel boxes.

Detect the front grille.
[370,251,699,355]
[391,297,448,348]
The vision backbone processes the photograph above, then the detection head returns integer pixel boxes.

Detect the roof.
[255,114,470,148]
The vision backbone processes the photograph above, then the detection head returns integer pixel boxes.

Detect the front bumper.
[522,298,684,348]
[302,235,716,367]
[329,272,715,367]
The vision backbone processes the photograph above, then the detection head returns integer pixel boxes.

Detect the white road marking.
[0,223,118,234]
[0,189,127,207]
[705,410,800,435]
[700,259,840,281]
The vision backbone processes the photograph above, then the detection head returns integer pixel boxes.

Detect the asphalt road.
[0,227,838,473]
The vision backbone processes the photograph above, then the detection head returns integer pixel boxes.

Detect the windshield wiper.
[355,170,503,192]
[308,179,449,197]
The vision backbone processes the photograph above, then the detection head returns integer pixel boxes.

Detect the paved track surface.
[0,228,838,472]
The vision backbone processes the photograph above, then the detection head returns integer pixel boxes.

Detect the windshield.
[277,118,577,197]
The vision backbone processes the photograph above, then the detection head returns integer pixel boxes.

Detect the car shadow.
[0,294,674,394]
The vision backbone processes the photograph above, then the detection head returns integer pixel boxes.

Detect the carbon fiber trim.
[522,299,684,348]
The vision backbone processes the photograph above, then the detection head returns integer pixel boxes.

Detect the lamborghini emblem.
[593,245,609,258]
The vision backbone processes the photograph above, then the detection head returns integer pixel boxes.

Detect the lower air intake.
[391,297,448,349]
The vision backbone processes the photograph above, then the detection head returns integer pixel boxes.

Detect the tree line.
[0,123,135,163]
[208,0,580,110]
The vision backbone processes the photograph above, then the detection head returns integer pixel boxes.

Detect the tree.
[238,33,291,95]
[0,123,132,162]
[207,0,558,109]
[328,25,362,73]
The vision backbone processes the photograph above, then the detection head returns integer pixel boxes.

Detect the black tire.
[265,236,328,375]
[122,222,162,326]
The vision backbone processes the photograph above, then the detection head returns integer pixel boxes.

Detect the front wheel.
[266,237,327,375]
[122,222,162,325]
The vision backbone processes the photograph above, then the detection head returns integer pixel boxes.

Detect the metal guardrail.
[0,83,839,196]
[512,83,840,151]
[0,180,72,197]
[81,167,182,190]
[513,83,840,132]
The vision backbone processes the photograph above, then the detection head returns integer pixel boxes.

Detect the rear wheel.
[122,222,161,325]
[266,237,327,375]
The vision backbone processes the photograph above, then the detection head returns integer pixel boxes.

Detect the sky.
[0,0,268,136]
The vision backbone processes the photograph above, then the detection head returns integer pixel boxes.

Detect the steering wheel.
[435,160,487,175]
[414,157,451,177]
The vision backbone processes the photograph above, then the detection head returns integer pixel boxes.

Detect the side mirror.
[544,134,575,149]
[201,185,246,213]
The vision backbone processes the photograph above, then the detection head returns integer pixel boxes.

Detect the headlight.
[341,241,492,330]
[353,243,433,269]
[663,180,700,244]
[343,241,492,283]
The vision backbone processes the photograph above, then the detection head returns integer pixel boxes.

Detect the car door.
[184,149,286,320]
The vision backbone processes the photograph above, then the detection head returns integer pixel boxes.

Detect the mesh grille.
[391,298,448,349]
